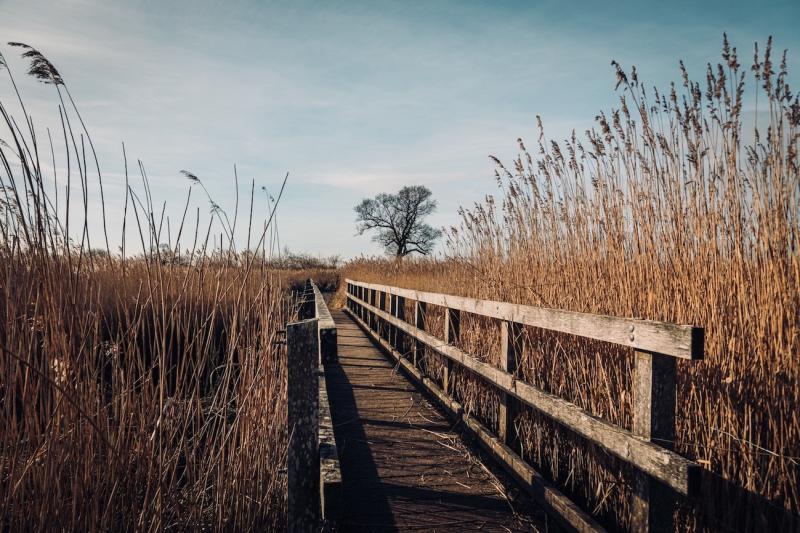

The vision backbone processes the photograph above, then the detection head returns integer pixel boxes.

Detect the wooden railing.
[287,280,341,533]
[345,278,704,533]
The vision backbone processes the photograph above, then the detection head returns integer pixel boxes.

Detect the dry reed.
[340,35,799,531]
[1,44,291,531]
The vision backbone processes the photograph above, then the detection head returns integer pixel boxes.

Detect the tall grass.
[341,36,799,531]
[1,45,291,530]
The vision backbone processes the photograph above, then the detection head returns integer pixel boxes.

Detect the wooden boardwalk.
[326,308,544,532]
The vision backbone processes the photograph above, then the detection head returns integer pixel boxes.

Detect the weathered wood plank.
[311,281,336,330]
[389,294,398,350]
[395,295,406,356]
[631,351,678,533]
[318,363,342,524]
[369,289,378,332]
[303,279,342,527]
[413,300,426,369]
[287,318,320,533]
[346,279,703,360]
[499,320,522,445]
[347,292,700,495]
[345,306,606,533]
[378,290,387,341]
[311,281,337,363]
[443,308,460,394]
[298,291,315,320]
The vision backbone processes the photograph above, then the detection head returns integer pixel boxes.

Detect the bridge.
[286,279,705,532]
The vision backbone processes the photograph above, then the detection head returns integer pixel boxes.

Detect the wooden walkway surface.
[326,308,544,532]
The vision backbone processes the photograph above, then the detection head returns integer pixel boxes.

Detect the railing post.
[366,289,372,329]
[389,293,397,348]
[319,326,337,365]
[443,308,460,394]
[371,289,378,331]
[371,289,377,330]
[631,350,677,533]
[395,296,406,356]
[499,320,522,445]
[299,299,314,319]
[367,289,377,331]
[378,291,387,340]
[347,283,352,312]
[298,281,314,320]
[413,301,426,370]
[287,318,320,533]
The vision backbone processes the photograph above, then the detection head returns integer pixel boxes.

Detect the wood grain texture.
[312,281,336,330]
[413,300,426,368]
[498,320,522,445]
[347,291,700,496]
[395,295,407,356]
[312,281,338,364]
[330,308,545,531]
[318,363,342,524]
[631,351,678,532]
[287,318,320,533]
[346,306,606,533]
[346,279,704,360]
[443,308,459,394]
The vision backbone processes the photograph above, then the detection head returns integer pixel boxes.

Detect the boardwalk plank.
[327,309,543,532]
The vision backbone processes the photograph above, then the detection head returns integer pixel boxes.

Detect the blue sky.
[0,0,798,258]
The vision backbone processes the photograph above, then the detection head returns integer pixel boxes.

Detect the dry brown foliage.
[0,44,291,530]
[340,36,799,531]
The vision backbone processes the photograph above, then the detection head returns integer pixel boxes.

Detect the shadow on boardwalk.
[326,308,544,532]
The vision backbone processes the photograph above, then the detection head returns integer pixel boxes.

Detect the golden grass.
[0,44,293,530]
[339,36,799,531]
[2,258,289,530]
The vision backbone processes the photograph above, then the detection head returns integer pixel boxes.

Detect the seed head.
[181,170,201,184]
[8,42,63,85]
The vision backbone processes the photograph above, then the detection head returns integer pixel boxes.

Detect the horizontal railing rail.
[347,280,703,360]
[287,280,341,533]
[312,280,338,364]
[345,278,705,533]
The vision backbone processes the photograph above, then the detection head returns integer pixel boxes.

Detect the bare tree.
[355,185,441,257]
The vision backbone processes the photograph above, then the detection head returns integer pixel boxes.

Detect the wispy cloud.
[0,0,797,257]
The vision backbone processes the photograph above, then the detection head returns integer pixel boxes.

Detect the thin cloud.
[0,0,797,258]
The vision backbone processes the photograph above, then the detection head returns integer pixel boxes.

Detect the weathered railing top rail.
[345,278,705,533]
[311,281,335,329]
[346,279,703,360]
[287,280,340,533]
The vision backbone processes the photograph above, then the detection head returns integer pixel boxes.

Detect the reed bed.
[1,44,291,530]
[340,36,799,531]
